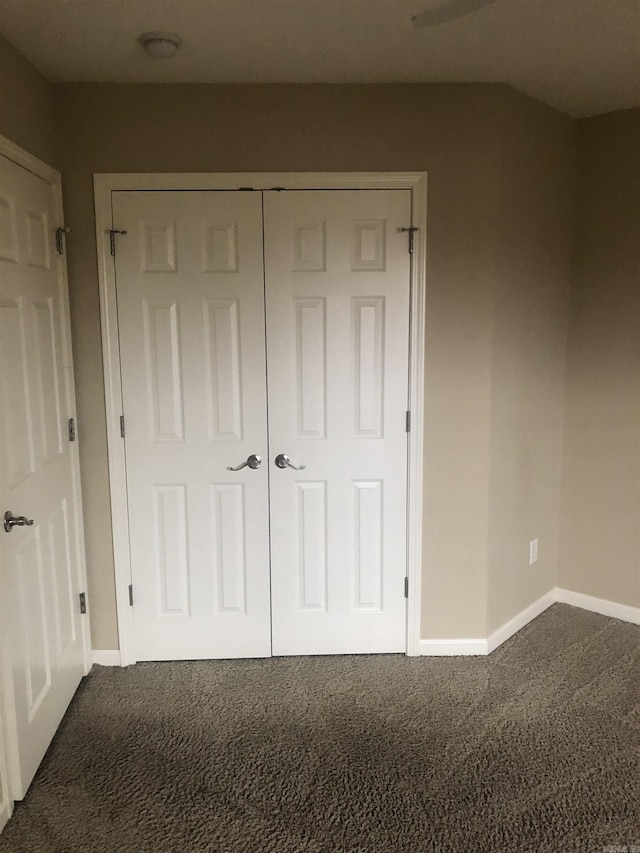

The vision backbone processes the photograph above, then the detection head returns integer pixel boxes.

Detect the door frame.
[0,133,92,818]
[94,172,427,665]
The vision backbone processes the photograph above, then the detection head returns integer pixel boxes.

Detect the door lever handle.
[227,454,262,471]
[4,511,35,533]
[275,454,306,471]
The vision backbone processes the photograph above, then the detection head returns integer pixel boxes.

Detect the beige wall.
[559,108,640,608]
[55,82,510,647]
[487,91,576,633]
[0,34,57,166]
[0,54,584,649]
[2,34,634,658]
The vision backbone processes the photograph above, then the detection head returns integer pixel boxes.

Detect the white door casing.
[94,173,426,664]
[265,190,411,654]
[0,141,90,801]
[113,191,272,660]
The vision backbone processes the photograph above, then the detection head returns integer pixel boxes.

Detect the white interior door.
[265,190,411,655]
[0,153,87,799]
[113,186,411,661]
[113,191,272,660]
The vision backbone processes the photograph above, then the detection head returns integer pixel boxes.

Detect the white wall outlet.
[529,538,539,565]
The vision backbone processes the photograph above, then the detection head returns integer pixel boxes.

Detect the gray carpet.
[1,603,639,852]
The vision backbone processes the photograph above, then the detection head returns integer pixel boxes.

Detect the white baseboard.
[91,592,638,665]
[92,650,122,667]
[0,799,11,834]
[419,638,488,656]
[555,588,640,625]
[487,590,556,654]
[419,587,639,657]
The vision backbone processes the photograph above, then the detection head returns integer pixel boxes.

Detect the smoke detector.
[138,32,182,59]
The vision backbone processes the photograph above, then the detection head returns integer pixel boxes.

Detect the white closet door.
[113,191,271,660]
[264,190,411,655]
[0,155,86,798]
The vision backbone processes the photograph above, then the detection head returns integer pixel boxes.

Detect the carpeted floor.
[1,603,638,852]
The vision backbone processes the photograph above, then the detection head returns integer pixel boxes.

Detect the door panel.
[15,529,50,719]
[265,190,411,655]
[33,299,64,463]
[0,154,86,799]
[48,499,77,658]
[113,191,271,660]
[0,298,34,488]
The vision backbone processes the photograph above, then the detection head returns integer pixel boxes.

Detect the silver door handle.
[227,454,262,471]
[275,454,306,471]
[4,511,35,533]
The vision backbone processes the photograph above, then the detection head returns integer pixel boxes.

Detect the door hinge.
[109,229,128,257]
[404,577,409,599]
[55,226,71,255]
[405,411,411,432]
[400,226,419,254]
[128,584,134,606]
[68,417,76,442]
[120,415,125,438]
[79,592,87,614]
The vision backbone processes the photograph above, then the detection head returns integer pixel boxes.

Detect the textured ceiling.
[0,0,639,116]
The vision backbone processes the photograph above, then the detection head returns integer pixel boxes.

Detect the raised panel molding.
[143,300,185,442]
[141,222,177,273]
[0,298,35,487]
[48,500,76,660]
[0,194,18,263]
[297,482,327,610]
[294,298,326,438]
[203,222,238,272]
[204,300,243,441]
[212,484,247,613]
[352,219,386,271]
[33,299,63,463]
[352,297,385,437]
[154,485,190,615]
[292,221,326,271]
[16,530,52,720]
[26,210,50,270]
[353,480,383,611]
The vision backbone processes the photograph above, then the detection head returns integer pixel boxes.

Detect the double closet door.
[113,188,411,660]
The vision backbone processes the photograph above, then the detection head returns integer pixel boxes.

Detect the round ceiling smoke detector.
[138,32,182,59]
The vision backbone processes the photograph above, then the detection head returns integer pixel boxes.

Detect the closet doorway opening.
[95,173,427,664]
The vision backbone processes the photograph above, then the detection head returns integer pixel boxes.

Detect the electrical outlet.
[529,538,538,565]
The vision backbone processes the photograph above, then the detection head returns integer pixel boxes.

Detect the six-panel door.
[113,188,411,660]
[0,155,85,798]
[265,190,411,655]
[113,191,272,660]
